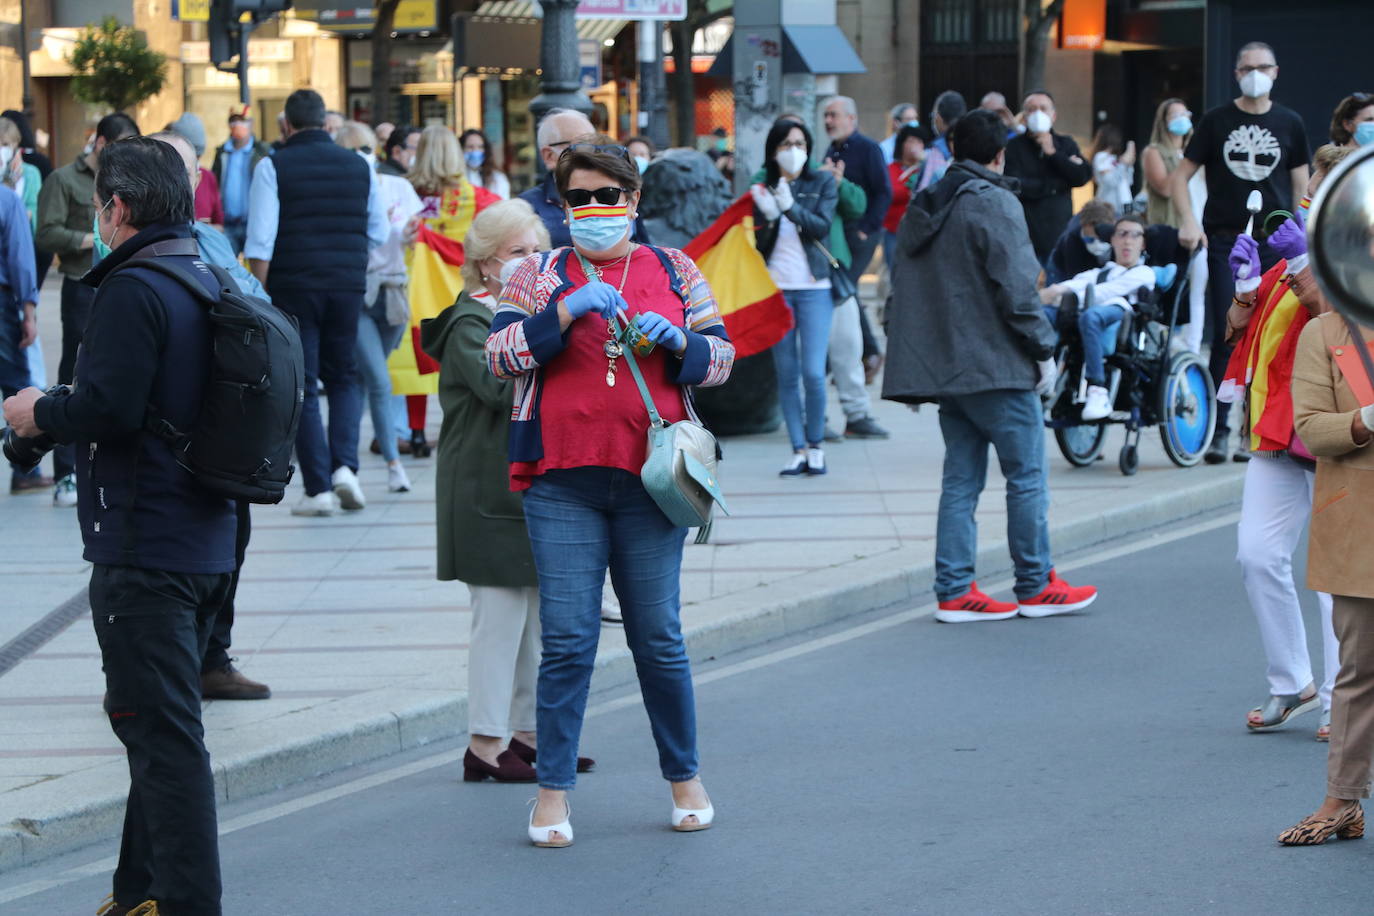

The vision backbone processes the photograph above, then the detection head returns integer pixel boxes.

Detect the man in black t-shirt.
[1170,41,1310,462]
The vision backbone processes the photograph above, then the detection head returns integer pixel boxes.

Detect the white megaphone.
[1308,144,1374,328]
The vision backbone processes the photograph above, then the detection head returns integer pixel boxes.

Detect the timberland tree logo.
[1223,124,1282,182]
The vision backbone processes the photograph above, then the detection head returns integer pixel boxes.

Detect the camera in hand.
[2,384,69,470]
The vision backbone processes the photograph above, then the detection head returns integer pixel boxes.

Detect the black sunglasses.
[564,186,629,207]
[565,142,630,159]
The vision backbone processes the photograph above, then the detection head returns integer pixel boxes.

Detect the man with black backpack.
[2,137,247,915]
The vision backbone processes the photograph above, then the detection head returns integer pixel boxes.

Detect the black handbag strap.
[1339,313,1374,389]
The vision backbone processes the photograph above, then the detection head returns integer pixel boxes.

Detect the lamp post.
[529,0,593,125]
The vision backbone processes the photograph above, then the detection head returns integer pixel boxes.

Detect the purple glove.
[1228,234,1261,292]
[1267,212,1307,262]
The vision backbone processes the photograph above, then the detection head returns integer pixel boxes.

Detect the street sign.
[579,39,602,90]
[174,0,211,21]
[532,0,686,21]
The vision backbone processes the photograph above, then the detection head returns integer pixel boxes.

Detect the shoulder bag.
[812,238,858,308]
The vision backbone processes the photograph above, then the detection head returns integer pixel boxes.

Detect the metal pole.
[637,20,669,149]
[18,0,31,113]
[529,0,593,126]
[238,24,251,106]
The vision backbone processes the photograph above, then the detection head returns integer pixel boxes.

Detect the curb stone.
[0,470,1243,872]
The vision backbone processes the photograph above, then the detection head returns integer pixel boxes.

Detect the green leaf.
[68,16,168,113]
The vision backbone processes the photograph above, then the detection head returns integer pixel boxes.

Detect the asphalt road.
[4,520,1372,915]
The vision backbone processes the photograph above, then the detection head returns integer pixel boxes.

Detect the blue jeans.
[772,288,834,451]
[1078,304,1124,385]
[355,293,405,463]
[522,467,697,790]
[221,220,246,257]
[934,390,1052,601]
[270,287,364,496]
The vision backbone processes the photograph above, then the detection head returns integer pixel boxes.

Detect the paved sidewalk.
[0,286,1247,868]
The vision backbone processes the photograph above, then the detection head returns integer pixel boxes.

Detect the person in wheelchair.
[1038,214,1156,420]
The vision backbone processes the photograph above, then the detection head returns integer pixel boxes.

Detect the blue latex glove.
[1228,234,1262,292]
[634,311,687,352]
[1267,212,1307,262]
[563,281,624,321]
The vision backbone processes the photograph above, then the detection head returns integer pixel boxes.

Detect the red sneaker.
[1017,570,1098,617]
[935,583,1019,623]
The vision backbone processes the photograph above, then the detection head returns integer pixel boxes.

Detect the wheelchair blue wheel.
[1055,422,1108,467]
[1158,351,1216,467]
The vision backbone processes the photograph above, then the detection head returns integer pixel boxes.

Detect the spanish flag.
[683,194,791,358]
[389,181,502,395]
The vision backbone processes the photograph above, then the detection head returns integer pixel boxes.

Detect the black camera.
[2,384,69,471]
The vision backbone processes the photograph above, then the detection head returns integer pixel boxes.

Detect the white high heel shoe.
[671,799,715,832]
[528,798,573,848]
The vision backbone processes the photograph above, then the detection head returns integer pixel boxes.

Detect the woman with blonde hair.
[1141,97,1209,352]
[388,127,501,457]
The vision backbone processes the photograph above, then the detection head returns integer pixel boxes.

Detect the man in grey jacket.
[884,109,1098,624]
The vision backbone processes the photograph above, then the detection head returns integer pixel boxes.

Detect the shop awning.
[705,24,865,78]
[474,1,627,43]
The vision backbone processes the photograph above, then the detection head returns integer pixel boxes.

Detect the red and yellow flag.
[683,194,791,358]
[389,180,501,395]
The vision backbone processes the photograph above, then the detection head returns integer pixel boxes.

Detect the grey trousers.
[467,585,540,737]
[1328,594,1374,799]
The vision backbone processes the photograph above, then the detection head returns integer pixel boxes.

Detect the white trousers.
[467,584,540,737]
[1236,455,1338,708]
[828,295,872,421]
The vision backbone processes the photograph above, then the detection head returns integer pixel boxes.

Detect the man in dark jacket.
[520,108,650,248]
[378,125,420,178]
[35,111,139,503]
[245,89,388,518]
[822,95,891,439]
[3,137,236,916]
[211,106,272,255]
[1003,90,1093,264]
[884,109,1098,624]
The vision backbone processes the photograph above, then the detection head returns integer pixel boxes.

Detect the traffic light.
[208,0,293,69]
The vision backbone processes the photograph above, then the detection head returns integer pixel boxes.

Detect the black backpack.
[119,255,305,505]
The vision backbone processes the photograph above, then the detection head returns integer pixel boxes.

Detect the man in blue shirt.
[212,106,271,256]
[822,95,891,440]
[0,183,41,493]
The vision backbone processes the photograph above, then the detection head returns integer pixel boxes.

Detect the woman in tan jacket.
[1283,309,1374,844]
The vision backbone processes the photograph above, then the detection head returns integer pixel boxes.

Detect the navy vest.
[269,129,370,291]
[76,225,237,574]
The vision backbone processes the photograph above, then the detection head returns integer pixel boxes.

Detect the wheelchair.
[1043,247,1216,476]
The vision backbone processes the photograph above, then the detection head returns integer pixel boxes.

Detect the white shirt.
[368,174,423,275]
[1060,261,1155,313]
[767,216,830,291]
[465,167,510,200]
[1092,151,1134,214]
[244,156,390,262]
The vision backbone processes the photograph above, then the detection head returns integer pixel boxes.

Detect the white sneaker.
[1081,385,1112,422]
[805,447,826,475]
[53,474,77,508]
[387,463,411,493]
[331,466,366,510]
[292,491,339,517]
[779,454,807,477]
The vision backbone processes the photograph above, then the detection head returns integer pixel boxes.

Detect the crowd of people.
[1,35,1373,914]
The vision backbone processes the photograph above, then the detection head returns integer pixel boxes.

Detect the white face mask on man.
[1239,70,1274,99]
[1026,110,1052,135]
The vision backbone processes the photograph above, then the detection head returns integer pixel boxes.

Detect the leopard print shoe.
[1277,802,1364,846]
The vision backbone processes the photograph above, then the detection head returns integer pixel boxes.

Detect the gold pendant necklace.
[584,246,634,387]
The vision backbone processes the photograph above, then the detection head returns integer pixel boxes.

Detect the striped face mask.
[567,203,630,254]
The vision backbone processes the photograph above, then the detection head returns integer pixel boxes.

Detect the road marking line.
[0,509,1238,904]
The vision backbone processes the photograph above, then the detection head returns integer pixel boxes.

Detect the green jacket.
[17,163,39,230]
[420,292,538,588]
[749,162,867,268]
[36,154,94,276]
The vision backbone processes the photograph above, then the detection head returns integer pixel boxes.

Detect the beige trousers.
[467,585,540,738]
[1327,595,1374,799]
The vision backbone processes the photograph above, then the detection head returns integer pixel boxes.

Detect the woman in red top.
[882,123,941,275]
[486,138,734,848]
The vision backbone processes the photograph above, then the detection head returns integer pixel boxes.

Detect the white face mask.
[775,147,807,175]
[496,255,523,287]
[1239,70,1274,99]
[0,147,13,169]
[1026,110,1052,134]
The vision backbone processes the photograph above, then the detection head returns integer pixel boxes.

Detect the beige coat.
[1292,313,1374,598]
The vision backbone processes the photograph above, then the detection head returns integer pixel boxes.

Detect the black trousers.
[53,276,96,481]
[1204,230,1283,442]
[843,226,883,359]
[202,501,252,673]
[92,563,232,916]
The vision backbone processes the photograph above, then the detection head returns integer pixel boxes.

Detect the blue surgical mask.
[92,200,113,263]
[1167,116,1192,136]
[567,204,631,254]
[634,155,649,174]
[465,149,485,168]
[905,119,920,128]
[1355,122,1374,147]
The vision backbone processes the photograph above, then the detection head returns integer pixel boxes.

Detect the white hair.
[536,109,595,150]
[889,102,916,121]
[827,96,857,117]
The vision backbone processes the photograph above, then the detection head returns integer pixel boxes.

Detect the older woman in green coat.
[423,199,596,783]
